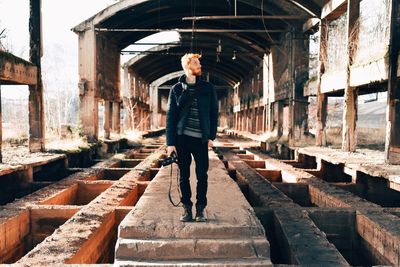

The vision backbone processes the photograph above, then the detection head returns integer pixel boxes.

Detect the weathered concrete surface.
[296,146,400,191]
[2,146,164,266]
[115,150,271,266]
[222,150,349,266]
[244,147,400,266]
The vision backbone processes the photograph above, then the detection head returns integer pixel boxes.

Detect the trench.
[0,139,163,265]
[214,141,396,266]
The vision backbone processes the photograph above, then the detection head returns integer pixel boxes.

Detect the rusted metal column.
[342,0,360,152]
[28,0,45,152]
[385,0,400,164]
[316,20,328,147]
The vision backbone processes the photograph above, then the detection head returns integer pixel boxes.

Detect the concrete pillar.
[276,101,284,137]
[112,101,121,134]
[28,0,45,152]
[150,86,159,129]
[288,28,310,145]
[246,109,250,132]
[252,107,256,133]
[268,103,274,132]
[316,20,328,146]
[78,29,98,142]
[316,93,328,146]
[234,112,238,130]
[342,0,360,152]
[385,0,400,164]
[261,105,265,133]
[139,108,143,131]
[255,107,259,134]
[104,101,112,139]
[0,86,2,162]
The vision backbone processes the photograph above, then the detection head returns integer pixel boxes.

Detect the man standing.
[166,53,218,222]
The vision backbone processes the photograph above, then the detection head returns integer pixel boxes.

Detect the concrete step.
[119,222,265,239]
[115,258,272,267]
[115,237,269,261]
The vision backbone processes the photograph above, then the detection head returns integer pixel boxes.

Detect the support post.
[289,28,309,145]
[0,86,2,162]
[78,29,98,142]
[276,101,284,137]
[150,86,159,129]
[385,0,400,164]
[342,0,360,152]
[268,103,274,132]
[112,101,121,134]
[104,101,112,139]
[29,0,45,152]
[316,20,328,146]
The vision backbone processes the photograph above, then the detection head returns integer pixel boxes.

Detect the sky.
[0,0,117,98]
[0,0,178,99]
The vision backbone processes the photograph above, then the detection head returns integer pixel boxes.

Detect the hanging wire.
[190,0,197,52]
[261,0,287,56]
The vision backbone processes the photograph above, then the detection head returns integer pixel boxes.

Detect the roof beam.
[95,28,287,33]
[321,0,347,20]
[182,15,310,21]
[285,0,321,17]
[303,18,320,33]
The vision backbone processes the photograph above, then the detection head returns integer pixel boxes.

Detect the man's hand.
[208,139,213,149]
[167,146,177,156]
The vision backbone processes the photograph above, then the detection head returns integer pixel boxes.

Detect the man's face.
[188,58,202,76]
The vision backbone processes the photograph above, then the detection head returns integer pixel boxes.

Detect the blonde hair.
[181,53,202,71]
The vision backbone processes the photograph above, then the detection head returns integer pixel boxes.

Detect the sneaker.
[195,206,207,222]
[180,204,193,222]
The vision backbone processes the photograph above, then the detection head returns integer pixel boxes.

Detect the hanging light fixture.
[216,39,222,63]
[232,50,237,60]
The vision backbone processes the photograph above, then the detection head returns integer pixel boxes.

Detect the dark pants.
[176,134,209,209]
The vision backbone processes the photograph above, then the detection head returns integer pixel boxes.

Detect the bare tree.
[0,23,6,51]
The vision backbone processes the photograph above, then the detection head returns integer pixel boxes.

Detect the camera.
[159,150,178,166]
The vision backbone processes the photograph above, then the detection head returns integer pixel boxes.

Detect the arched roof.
[73,0,327,86]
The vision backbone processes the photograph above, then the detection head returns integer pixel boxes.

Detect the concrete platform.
[296,146,400,192]
[115,150,271,266]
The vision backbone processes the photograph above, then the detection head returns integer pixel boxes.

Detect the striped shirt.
[183,83,202,138]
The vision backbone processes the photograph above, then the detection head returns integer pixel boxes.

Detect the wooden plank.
[321,0,347,20]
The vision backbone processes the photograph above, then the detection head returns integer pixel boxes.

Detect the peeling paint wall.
[354,0,391,66]
[325,12,348,74]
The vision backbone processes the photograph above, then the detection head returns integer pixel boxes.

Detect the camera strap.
[168,163,182,207]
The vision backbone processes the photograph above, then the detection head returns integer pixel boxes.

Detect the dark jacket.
[166,74,218,146]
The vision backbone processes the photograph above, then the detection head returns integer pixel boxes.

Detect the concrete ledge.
[116,258,272,267]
